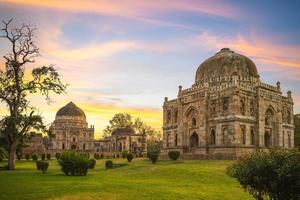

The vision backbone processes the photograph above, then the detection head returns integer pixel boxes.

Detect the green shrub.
[55,153,61,160]
[121,150,128,158]
[25,154,30,160]
[89,159,96,169]
[41,153,46,160]
[168,151,180,161]
[32,154,38,161]
[228,149,300,200]
[46,153,51,160]
[94,153,99,159]
[58,151,90,176]
[149,152,159,164]
[0,147,7,161]
[126,153,133,162]
[36,160,49,174]
[105,160,113,169]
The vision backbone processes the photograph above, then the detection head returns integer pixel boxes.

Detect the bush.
[55,153,61,160]
[25,154,30,160]
[32,154,38,161]
[126,153,133,162]
[168,151,180,161]
[149,152,159,164]
[122,150,128,158]
[58,151,90,176]
[36,160,49,174]
[94,153,99,159]
[89,159,96,169]
[105,160,113,169]
[41,153,46,160]
[0,147,7,162]
[228,149,300,200]
[46,153,51,160]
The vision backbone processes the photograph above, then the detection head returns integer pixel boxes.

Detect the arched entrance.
[264,131,271,148]
[190,132,199,148]
[71,144,77,150]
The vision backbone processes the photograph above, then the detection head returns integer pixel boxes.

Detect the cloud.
[195,32,300,69]
[2,0,239,28]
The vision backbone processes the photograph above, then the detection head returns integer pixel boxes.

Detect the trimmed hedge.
[25,154,30,160]
[168,151,180,160]
[105,160,113,169]
[32,154,38,161]
[58,151,90,176]
[89,159,96,169]
[126,153,133,162]
[149,152,159,164]
[36,160,49,174]
[55,153,61,160]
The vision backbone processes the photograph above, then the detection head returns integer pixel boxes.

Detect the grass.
[0,158,253,200]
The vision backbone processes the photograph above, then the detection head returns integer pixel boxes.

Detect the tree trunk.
[7,141,17,170]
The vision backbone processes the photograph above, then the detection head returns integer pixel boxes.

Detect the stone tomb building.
[161,48,294,159]
[49,102,95,152]
[95,128,147,156]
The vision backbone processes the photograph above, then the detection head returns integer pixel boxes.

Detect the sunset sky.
[0,0,300,138]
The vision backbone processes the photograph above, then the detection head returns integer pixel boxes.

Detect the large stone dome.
[195,48,259,82]
[55,102,86,121]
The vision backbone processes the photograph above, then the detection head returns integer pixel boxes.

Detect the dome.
[195,48,259,82]
[55,102,86,121]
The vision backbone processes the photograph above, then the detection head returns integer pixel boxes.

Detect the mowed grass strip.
[0,159,253,200]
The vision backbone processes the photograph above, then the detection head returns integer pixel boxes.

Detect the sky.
[0,0,300,138]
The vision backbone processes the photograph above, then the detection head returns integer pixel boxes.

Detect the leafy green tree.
[227,149,300,200]
[102,113,160,139]
[0,19,67,170]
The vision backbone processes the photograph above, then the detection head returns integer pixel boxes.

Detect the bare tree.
[0,19,67,170]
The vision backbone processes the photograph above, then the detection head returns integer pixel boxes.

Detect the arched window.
[265,108,274,126]
[250,129,254,145]
[222,128,227,144]
[174,133,178,147]
[211,129,216,145]
[287,111,291,124]
[242,128,246,145]
[166,110,171,123]
[264,131,271,147]
[73,137,76,142]
[62,143,65,150]
[250,100,255,116]
[190,132,199,148]
[223,97,229,112]
[83,143,86,150]
[192,118,197,127]
[288,132,291,148]
[240,100,245,115]
[282,131,285,147]
[174,110,178,123]
[166,133,170,147]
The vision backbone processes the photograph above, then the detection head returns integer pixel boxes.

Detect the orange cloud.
[196,32,300,69]
[2,0,239,25]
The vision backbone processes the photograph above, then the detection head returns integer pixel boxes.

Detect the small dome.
[195,48,259,82]
[55,102,86,121]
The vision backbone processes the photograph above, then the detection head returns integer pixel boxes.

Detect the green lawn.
[0,159,253,200]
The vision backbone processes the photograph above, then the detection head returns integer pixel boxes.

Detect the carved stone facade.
[49,102,95,152]
[95,128,147,156]
[161,48,294,159]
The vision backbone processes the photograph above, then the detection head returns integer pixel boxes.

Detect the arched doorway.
[211,129,216,145]
[71,144,77,150]
[190,132,199,148]
[264,131,271,148]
